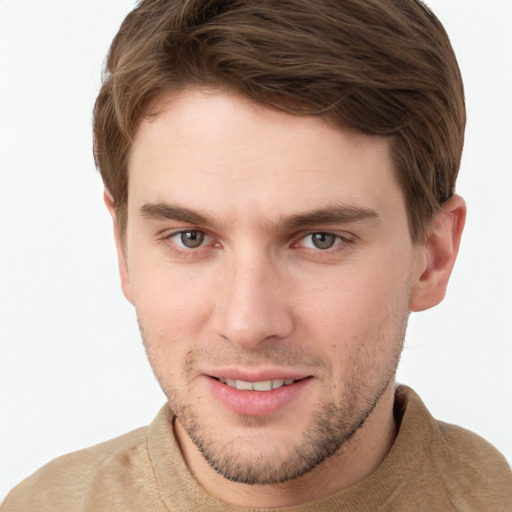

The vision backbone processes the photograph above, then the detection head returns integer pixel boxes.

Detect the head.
[94,0,465,244]
[93,0,466,499]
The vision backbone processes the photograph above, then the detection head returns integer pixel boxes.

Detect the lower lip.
[207,377,311,417]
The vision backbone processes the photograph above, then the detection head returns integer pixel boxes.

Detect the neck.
[175,383,398,508]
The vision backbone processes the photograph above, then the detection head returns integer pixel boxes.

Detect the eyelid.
[159,227,352,255]
[161,228,216,253]
[292,230,352,250]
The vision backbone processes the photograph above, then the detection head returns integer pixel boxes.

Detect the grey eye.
[311,233,336,250]
[180,231,205,248]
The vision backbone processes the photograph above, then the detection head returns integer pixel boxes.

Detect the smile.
[218,377,296,391]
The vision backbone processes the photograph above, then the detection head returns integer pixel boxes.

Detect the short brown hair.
[93,0,465,242]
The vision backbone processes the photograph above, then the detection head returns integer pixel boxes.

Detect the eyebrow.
[281,204,380,230]
[139,203,216,226]
[139,201,380,230]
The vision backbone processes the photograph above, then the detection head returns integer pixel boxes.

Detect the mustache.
[183,343,330,371]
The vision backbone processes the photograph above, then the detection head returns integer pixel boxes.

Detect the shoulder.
[1,425,152,512]
[396,386,512,510]
[432,420,512,509]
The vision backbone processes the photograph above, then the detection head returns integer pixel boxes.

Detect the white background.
[1,0,511,500]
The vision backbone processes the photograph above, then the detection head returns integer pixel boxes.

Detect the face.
[118,89,423,485]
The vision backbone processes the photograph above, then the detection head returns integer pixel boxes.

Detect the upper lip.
[205,367,312,382]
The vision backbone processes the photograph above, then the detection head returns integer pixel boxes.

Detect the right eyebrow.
[139,202,216,227]
[280,204,380,230]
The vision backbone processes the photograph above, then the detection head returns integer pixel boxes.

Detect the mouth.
[208,374,312,416]
[217,377,297,392]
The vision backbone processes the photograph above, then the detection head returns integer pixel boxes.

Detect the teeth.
[236,379,253,391]
[252,380,273,391]
[218,377,296,391]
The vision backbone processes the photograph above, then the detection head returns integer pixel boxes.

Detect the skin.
[106,88,465,508]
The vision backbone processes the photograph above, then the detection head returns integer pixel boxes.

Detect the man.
[2,0,511,510]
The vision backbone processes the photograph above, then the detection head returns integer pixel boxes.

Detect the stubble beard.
[138,272,410,485]
[174,373,394,485]
[143,333,404,486]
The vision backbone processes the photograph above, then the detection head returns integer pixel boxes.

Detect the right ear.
[103,189,134,305]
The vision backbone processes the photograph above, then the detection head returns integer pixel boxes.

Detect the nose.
[212,251,295,350]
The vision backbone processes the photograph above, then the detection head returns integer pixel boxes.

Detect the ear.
[409,194,466,312]
[104,189,134,305]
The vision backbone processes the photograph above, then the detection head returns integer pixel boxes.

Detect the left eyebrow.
[139,202,216,227]
[281,204,380,230]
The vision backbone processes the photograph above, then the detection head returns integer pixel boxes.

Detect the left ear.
[409,194,466,312]
[103,189,134,305]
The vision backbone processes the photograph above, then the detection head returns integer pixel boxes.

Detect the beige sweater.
[3,386,511,511]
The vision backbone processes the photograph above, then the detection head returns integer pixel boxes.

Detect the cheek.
[129,263,214,365]
[299,255,410,322]
[294,258,411,372]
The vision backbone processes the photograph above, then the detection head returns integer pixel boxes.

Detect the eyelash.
[292,232,347,251]
[161,230,216,258]
[160,229,351,257]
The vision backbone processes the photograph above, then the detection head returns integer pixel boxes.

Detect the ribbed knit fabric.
[2,386,511,511]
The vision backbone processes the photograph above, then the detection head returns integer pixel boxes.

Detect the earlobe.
[409,194,466,312]
[104,190,134,305]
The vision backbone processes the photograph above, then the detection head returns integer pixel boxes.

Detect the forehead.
[127,89,404,226]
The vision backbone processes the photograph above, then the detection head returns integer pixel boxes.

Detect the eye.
[171,230,206,249]
[299,232,343,250]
